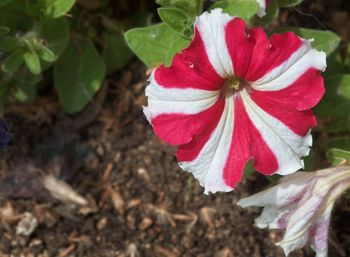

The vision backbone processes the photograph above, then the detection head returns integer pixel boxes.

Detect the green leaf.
[156,0,203,16]
[278,0,302,7]
[315,74,350,118]
[324,51,348,79]
[23,48,41,75]
[2,49,24,73]
[0,36,18,52]
[54,38,106,114]
[0,26,9,36]
[25,0,76,19]
[15,81,38,103]
[337,76,350,101]
[0,0,11,5]
[328,137,350,151]
[102,33,133,75]
[40,17,69,58]
[315,74,350,133]
[0,2,35,31]
[35,42,56,62]
[273,27,341,56]
[345,43,350,70]
[327,148,350,166]
[125,23,190,67]
[243,160,255,180]
[209,0,259,20]
[158,7,194,38]
[12,72,42,103]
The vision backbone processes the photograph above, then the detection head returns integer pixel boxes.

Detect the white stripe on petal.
[251,40,326,91]
[256,0,267,17]
[309,203,333,257]
[144,72,219,121]
[241,89,312,175]
[195,8,234,78]
[276,190,327,256]
[237,172,314,208]
[178,95,235,194]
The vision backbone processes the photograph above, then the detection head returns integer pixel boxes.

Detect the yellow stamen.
[228,77,241,90]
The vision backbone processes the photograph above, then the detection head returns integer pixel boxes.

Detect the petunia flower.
[237,167,350,257]
[144,9,326,194]
[256,0,270,17]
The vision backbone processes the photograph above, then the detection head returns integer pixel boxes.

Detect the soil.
[1,1,350,257]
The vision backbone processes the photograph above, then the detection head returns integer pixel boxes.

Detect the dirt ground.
[1,1,350,256]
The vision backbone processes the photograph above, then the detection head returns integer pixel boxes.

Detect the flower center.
[221,76,247,98]
[227,76,241,90]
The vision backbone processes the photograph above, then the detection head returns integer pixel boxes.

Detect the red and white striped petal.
[241,89,312,175]
[251,40,326,91]
[195,8,234,77]
[177,95,234,194]
[144,72,221,145]
[144,72,219,120]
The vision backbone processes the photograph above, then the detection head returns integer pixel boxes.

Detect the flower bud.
[238,167,350,257]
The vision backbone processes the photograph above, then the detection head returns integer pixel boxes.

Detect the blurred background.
[0,0,350,256]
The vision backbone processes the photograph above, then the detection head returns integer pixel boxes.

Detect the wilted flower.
[256,0,270,17]
[238,167,350,257]
[144,9,326,194]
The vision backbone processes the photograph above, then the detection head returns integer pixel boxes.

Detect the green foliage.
[158,7,194,38]
[327,148,350,166]
[345,43,350,70]
[0,0,136,113]
[23,0,76,19]
[209,0,259,20]
[125,23,190,67]
[2,49,23,73]
[15,85,36,103]
[0,0,11,5]
[54,39,106,114]
[0,26,9,36]
[273,27,341,56]
[23,46,41,75]
[39,17,69,64]
[316,75,350,119]
[156,0,203,16]
[102,33,133,75]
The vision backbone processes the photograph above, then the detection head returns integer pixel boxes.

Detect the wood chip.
[58,244,76,257]
[16,212,38,236]
[155,246,179,257]
[107,186,125,215]
[138,217,153,230]
[215,247,234,257]
[199,207,217,227]
[43,175,88,206]
[126,243,138,257]
[97,217,108,231]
